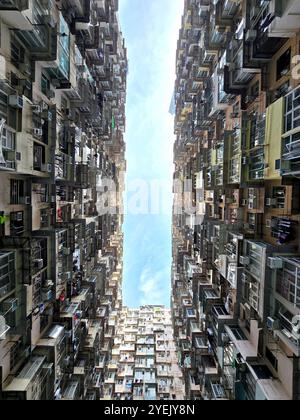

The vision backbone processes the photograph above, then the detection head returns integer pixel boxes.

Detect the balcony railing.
[275,257,300,309]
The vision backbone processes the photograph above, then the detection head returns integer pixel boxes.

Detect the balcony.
[62,380,80,400]
[40,13,71,87]
[236,361,290,400]
[202,288,221,314]
[274,257,298,296]
[201,354,219,378]
[206,16,229,50]
[281,87,300,176]
[11,2,57,62]
[273,305,300,357]
[241,241,270,317]
[246,1,286,61]
[0,0,29,10]
[225,325,258,362]
[0,0,33,31]
[216,0,240,24]
[225,129,242,185]
[115,381,133,394]
[66,0,91,24]
[189,373,201,393]
[248,147,265,181]
[269,0,300,37]
[209,381,227,400]
[202,50,218,66]
[3,356,51,400]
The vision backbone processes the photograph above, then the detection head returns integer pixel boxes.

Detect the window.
[276,48,291,81]
[33,143,44,171]
[10,40,25,65]
[10,211,24,236]
[10,179,25,204]
[285,87,300,136]
[187,309,195,317]
[41,73,50,96]
[0,251,15,298]
[276,258,300,308]
[250,81,260,100]
[274,81,290,101]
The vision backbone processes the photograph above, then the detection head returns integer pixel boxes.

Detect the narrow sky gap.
[119,0,184,307]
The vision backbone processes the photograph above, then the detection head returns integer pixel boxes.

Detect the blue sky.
[119,0,183,308]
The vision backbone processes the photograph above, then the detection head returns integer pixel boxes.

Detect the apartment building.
[0,0,127,400]
[172,0,300,401]
[101,306,185,401]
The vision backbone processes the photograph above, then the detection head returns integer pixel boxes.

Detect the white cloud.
[138,266,169,306]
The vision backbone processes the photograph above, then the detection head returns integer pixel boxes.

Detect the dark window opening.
[33,143,45,171]
[41,73,50,96]
[10,211,25,236]
[10,179,25,204]
[277,48,291,81]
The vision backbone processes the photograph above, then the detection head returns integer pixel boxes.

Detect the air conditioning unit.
[11,211,23,222]
[267,257,283,270]
[41,164,52,173]
[9,95,23,109]
[240,256,250,266]
[241,199,248,206]
[19,196,31,205]
[3,298,18,312]
[266,198,277,207]
[33,259,43,270]
[267,317,279,331]
[33,128,43,137]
